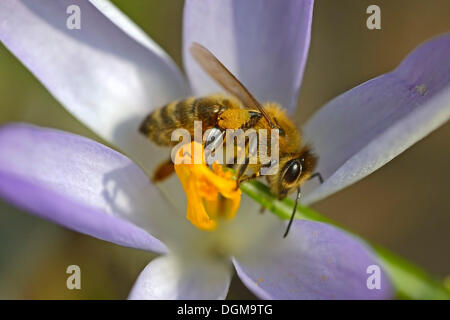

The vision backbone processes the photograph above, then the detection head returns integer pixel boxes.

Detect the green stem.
[240,180,450,300]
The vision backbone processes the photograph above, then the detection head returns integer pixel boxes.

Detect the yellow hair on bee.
[257,102,302,154]
[218,108,252,130]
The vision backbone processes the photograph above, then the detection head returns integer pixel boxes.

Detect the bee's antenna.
[283,187,301,238]
[309,172,324,184]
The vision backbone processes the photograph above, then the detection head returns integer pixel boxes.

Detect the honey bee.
[139,43,322,236]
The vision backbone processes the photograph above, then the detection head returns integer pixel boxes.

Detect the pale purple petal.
[302,34,450,204]
[89,0,174,59]
[128,255,232,300]
[233,220,393,299]
[0,123,170,252]
[0,0,188,173]
[183,0,314,112]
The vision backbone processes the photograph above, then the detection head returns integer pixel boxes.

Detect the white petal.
[233,220,392,299]
[302,34,450,204]
[0,124,168,252]
[183,0,314,112]
[0,0,189,173]
[89,0,172,59]
[128,255,232,300]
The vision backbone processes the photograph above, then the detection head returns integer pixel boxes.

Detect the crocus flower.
[0,0,448,299]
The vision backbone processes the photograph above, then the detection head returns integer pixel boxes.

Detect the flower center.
[174,142,241,230]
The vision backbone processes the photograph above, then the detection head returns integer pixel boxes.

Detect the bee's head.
[269,146,317,200]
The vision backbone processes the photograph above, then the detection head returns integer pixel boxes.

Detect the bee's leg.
[152,158,174,182]
[235,157,250,190]
[237,171,261,186]
[234,132,259,189]
[309,172,324,184]
[235,170,266,214]
[246,111,263,129]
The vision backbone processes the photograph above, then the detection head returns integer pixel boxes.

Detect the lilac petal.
[0,0,188,172]
[233,220,393,299]
[302,34,450,204]
[0,123,170,252]
[183,0,314,112]
[128,255,231,300]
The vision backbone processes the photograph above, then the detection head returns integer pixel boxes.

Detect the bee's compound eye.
[283,160,302,184]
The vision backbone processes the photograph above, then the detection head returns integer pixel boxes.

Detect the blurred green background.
[0,0,449,299]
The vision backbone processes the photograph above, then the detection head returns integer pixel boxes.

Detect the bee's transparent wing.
[190,43,275,128]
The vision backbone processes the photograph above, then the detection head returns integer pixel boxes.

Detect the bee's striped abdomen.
[139,96,226,146]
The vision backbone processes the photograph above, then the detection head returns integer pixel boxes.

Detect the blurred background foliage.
[0,0,449,299]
